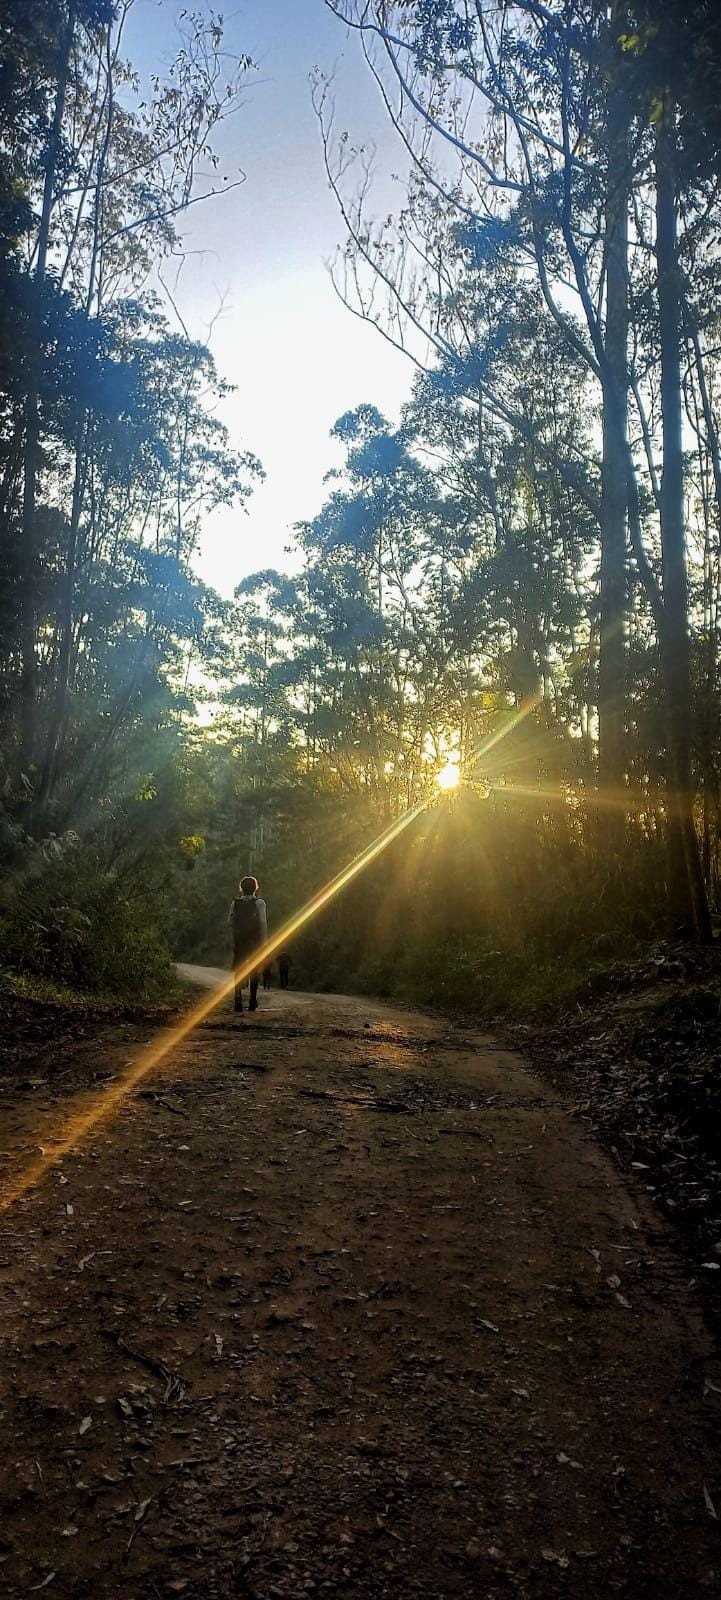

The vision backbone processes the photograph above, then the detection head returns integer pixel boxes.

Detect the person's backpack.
[232,896,260,948]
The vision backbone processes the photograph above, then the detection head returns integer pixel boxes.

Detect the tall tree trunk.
[655,101,712,940]
[38,14,116,814]
[20,2,77,781]
[598,79,629,824]
[19,394,41,773]
[36,418,89,810]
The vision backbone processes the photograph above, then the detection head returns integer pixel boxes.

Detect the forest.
[1,0,721,1013]
[3,7,721,1599]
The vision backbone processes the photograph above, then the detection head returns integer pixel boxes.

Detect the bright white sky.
[125,0,414,597]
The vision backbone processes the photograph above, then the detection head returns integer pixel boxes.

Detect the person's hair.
[239,875,258,896]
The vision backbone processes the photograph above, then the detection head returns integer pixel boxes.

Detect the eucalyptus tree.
[321,0,716,935]
[318,0,633,788]
[405,287,600,771]
[3,0,111,769]
[0,1,260,839]
[295,406,472,804]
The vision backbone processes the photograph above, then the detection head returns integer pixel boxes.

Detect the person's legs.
[233,944,248,1012]
[248,975,259,1011]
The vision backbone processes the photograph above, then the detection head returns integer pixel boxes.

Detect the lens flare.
[470,692,542,770]
[436,761,461,792]
[486,778,650,815]
[0,799,427,1213]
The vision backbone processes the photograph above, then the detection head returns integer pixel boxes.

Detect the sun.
[436,761,461,792]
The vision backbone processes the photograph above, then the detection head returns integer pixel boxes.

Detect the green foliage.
[2,0,721,1008]
[619,2,721,173]
[178,834,205,862]
[278,788,667,1020]
[0,1,266,1002]
[0,0,260,826]
[0,844,175,999]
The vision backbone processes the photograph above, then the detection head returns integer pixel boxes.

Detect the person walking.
[262,961,273,990]
[277,950,293,990]
[228,875,268,1014]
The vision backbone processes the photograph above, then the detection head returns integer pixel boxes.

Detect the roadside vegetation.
[1,1,721,1041]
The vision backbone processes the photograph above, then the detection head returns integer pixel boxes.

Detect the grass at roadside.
[0,966,197,1083]
[0,965,191,1015]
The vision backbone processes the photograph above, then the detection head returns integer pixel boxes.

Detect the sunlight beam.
[0,799,427,1212]
[469,691,543,770]
[487,780,650,815]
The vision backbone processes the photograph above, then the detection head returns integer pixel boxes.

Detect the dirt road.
[0,976,719,1598]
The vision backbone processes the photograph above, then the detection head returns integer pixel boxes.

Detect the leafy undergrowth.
[508,941,721,1297]
[0,968,194,1079]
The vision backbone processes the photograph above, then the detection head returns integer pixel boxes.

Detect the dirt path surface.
[0,976,719,1598]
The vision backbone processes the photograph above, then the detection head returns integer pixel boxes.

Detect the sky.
[124,0,414,597]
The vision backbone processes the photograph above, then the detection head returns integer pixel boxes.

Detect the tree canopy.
[2,0,721,1007]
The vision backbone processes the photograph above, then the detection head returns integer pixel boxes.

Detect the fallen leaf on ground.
[541,1548,570,1568]
[703,1484,718,1520]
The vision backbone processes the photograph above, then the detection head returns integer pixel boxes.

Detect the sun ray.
[2,676,642,1214]
[488,780,651,815]
[0,799,428,1212]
